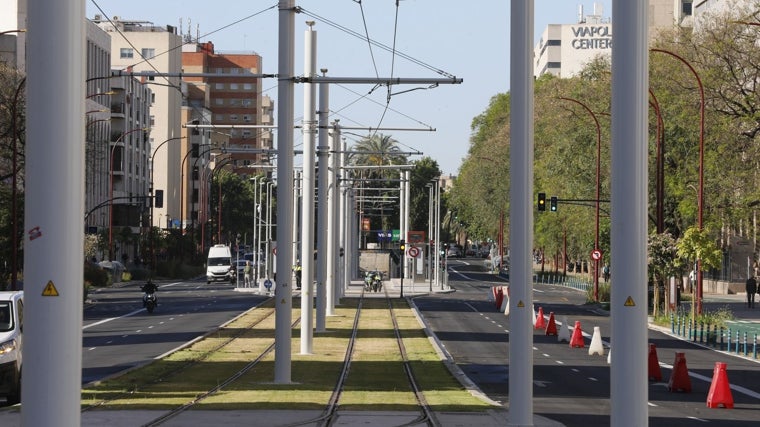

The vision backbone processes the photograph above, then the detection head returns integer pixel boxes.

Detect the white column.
[316,76,329,332]
[274,0,295,384]
[611,1,649,425]
[404,170,411,279]
[24,1,85,425]
[326,123,339,315]
[300,22,317,354]
[338,138,348,297]
[508,1,534,425]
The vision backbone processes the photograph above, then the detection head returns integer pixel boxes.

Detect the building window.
[243,115,252,122]
[548,40,561,46]
[215,83,225,90]
[547,62,561,69]
[242,130,252,139]
[230,115,238,121]
[215,98,224,106]
[230,83,239,90]
[682,1,692,15]
[141,48,155,59]
[120,48,134,59]
[243,83,253,90]
[215,114,225,121]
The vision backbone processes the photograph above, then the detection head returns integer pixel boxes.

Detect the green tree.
[648,231,680,317]
[676,226,723,316]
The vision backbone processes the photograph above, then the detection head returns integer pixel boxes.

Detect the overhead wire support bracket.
[294,76,462,85]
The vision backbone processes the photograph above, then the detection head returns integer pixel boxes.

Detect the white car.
[0,291,23,404]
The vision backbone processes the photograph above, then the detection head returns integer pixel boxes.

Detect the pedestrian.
[244,261,252,287]
[603,265,610,283]
[746,275,757,308]
[294,262,302,289]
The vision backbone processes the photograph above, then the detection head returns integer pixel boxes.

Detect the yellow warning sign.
[624,296,635,306]
[517,300,525,307]
[42,281,59,297]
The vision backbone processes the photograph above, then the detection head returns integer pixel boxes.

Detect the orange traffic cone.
[569,321,584,348]
[667,352,692,392]
[648,343,662,381]
[706,362,734,408]
[545,312,558,336]
[534,306,546,329]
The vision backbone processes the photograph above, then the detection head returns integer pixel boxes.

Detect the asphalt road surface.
[82,280,266,384]
[413,257,760,427]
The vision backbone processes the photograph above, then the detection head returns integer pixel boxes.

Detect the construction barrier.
[534,306,546,329]
[545,312,558,336]
[667,352,691,392]
[589,326,604,356]
[558,315,571,342]
[570,321,584,348]
[648,343,662,381]
[706,362,734,409]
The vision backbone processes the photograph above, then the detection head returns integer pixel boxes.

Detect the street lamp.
[558,96,602,302]
[651,48,705,314]
[110,127,149,261]
[148,136,185,267]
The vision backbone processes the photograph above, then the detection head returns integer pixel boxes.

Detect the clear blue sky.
[87,0,612,176]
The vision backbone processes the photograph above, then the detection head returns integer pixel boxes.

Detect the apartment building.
[92,15,183,230]
[181,41,274,177]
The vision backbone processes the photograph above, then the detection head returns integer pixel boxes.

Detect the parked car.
[0,291,23,404]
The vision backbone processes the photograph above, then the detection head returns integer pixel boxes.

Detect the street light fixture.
[110,127,149,261]
[651,47,705,314]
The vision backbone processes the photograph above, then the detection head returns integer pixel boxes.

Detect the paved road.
[82,279,267,384]
[413,258,760,427]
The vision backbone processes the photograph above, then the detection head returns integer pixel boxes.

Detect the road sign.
[591,249,602,261]
[408,246,420,257]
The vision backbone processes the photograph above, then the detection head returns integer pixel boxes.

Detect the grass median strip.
[81,296,496,412]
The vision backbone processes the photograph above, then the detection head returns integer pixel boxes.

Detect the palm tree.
[349,133,408,179]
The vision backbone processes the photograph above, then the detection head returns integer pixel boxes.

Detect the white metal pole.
[434,182,441,289]
[326,123,339,314]
[404,170,411,280]
[611,1,649,425]
[339,138,348,297]
[508,1,534,425]
[274,0,295,384]
[251,176,259,289]
[428,184,434,290]
[25,0,85,424]
[300,22,317,354]
[400,171,406,279]
[293,170,300,267]
[257,181,265,281]
[266,182,273,279]
[316,76,329,332]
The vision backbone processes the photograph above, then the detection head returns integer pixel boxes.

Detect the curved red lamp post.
[651,48,705,314]
[558,96,602,302]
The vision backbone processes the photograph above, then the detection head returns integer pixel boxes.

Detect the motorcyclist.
[141,280,158,307]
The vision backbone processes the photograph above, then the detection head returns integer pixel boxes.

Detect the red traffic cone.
[667,352,692,392]
[706,362,734,408]
[648,343,662,381]
[545,312,558,336]
[534,306,546,329]
[569,321,584,348]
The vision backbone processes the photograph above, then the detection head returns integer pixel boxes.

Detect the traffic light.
[550,196,558,212]
[537,192,546,211]
[400,240,406,251]
[155,189,164,208]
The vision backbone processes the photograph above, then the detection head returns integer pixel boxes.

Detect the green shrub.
[586,282,611,303]
[84,261,110,288]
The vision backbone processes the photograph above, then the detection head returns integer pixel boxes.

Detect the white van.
[207,244,234,284]
[0,291,23,404]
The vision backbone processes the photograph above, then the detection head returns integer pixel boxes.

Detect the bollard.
[743,331,748,356]
[688,320,693,341]
[712,324,718,348]
[754,333,757,360]
[699,321,704,343]
[735,330,740,354]
[727,328,731,352]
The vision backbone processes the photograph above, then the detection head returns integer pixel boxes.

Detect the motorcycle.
[142,281,158,313]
